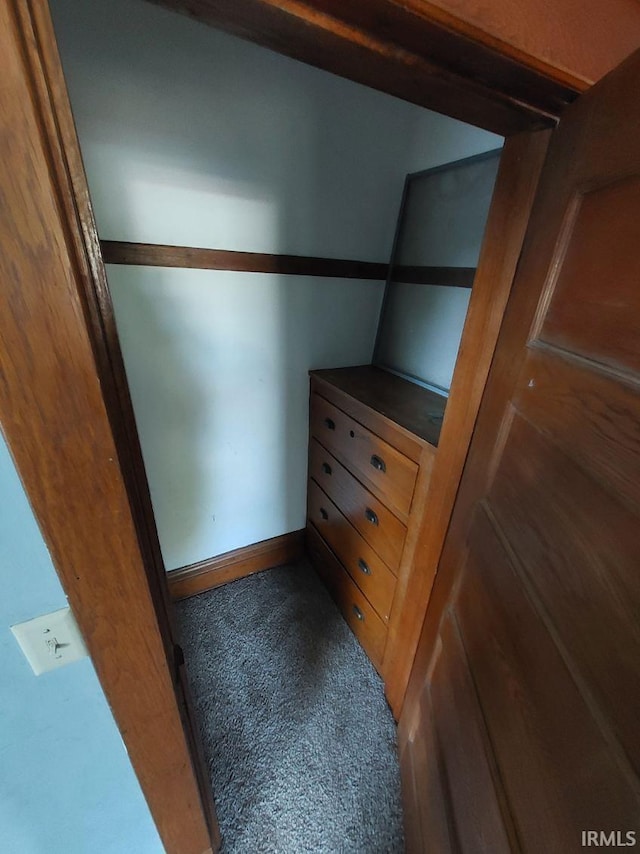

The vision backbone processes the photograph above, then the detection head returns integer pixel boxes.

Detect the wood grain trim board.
[148,0,570,135]
[101,241,476,287]
[391,264,476,288]
[168,530,306,600]
[2,2,218,851]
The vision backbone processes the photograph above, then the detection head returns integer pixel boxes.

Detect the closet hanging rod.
[100,240,476,287]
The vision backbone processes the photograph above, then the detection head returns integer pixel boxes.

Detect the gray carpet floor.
[177,560,404,854]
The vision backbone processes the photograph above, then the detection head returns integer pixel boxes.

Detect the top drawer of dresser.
[310,393,418,519]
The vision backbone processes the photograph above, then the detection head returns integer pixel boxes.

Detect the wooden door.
[399,50,640,851]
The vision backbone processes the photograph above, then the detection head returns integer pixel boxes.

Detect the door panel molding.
[400,49,640,851]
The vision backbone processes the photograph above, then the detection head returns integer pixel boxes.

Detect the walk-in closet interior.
[51,0,502,846]
[6,0,640,850]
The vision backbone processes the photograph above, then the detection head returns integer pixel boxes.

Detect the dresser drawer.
[307,524,387,671]
[307,479,397,621]
[310,393,418,519]
[309,438,406,571]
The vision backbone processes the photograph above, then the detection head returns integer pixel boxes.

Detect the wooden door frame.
[381,129,551,714]
[1,0,589,850]
[1,3,218,853]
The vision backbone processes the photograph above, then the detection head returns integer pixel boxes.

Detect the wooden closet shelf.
[101,240,476,286]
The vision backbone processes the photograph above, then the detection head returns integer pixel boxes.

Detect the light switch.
[11,607,88,675]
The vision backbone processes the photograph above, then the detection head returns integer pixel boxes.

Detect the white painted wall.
[107,267,383,567]
[376,152,502,392]
[51,0,500,569]
[376,284,473,392]
[395,153,502,268]
[0,434,162,853]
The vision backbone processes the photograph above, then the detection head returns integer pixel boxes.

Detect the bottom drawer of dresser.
[308,478,397,622]
[307,523,387,672]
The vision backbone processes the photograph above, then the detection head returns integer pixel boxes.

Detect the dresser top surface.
[310,365,446,447]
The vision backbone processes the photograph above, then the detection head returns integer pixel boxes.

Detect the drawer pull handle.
[370,454,386,473]
[321,462,332,475]
[352,604,365,622]
[324,417,336,430]
[320,507,328,520]
[365,508,379,526]
[358,558,371,576]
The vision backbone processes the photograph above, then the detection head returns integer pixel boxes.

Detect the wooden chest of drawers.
[306,365,445,683]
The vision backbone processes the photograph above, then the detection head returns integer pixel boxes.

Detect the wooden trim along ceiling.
[168,530,306,600]
[101,240,477,287]
[147,0,571,135]
[148,0,640,134]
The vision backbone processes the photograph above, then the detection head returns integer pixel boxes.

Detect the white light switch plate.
[11,607,88,675]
